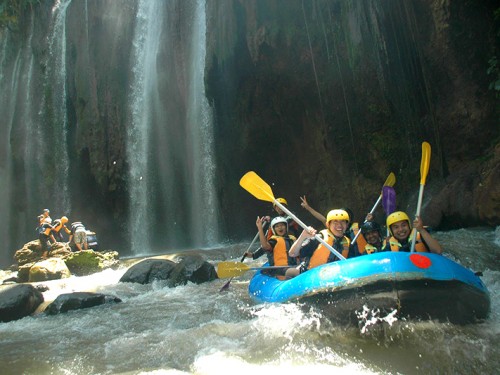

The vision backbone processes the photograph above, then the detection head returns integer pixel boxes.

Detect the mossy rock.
[64,250,104,276]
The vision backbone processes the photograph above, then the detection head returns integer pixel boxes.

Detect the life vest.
[40,223,52,237]
[269,235,297,266]
[350,222,368,254]
[388,230,428,252]
[363,243,383,254]
[308,229,350,269]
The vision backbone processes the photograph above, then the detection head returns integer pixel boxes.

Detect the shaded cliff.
[205,0,499,239]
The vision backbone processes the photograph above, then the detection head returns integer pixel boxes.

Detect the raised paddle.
[240,171,346,260]
[219,231,260,291]
[217,261,294,278]
[410,142,431,252]
[351,172,396,243]
[382,186,397,236]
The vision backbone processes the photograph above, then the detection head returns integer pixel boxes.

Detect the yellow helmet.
[386,211,411,234]
[274,197,288,206]
[61,216,68,224]
[326,209,350,224]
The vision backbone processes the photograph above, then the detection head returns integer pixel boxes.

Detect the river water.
[0,227,498,375]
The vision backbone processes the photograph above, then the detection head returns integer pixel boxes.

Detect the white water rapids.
[0,227,498,374]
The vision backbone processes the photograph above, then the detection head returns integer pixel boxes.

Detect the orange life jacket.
[269,235,296,266]
[308,229,350,269]
[351,222,368,254]
[388,230,428,252]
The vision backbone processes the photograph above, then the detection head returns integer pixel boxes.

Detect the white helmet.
[271,216,288,235]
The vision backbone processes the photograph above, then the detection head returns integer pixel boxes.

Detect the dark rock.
[0,284,44,322]
[1,277,19,284]
[119,259,177,284]
[45,292,121,315]
[167,254,218,287]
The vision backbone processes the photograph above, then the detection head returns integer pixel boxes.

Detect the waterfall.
[39,0,72,213]
[127,0,164,253]
[187,0,219,245]
[0,32,15,264]
[127,0,219,253]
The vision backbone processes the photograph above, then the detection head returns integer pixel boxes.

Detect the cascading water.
[127,0,219,253]
[39,0,72,213]
[127,0,164,253]
[186,0,219,245]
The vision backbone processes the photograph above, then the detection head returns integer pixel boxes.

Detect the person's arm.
[300,196,327,226]
[246,247,266,259]
[289,226,316,257]
[413,216,442,254]
[256,216,272,251]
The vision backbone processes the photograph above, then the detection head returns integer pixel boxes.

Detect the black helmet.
[341,207,354,225]
[361,221,381,235]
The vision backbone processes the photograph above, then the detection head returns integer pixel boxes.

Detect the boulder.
[0,284,44,322]
[28,258,71,282]
[64,250,119,275]
[44,292,121,315]
[119,259,177,284]
[167,254,218,287]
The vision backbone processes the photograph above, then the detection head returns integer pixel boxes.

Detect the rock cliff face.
[205,0,499,236]
[0,0,498,262]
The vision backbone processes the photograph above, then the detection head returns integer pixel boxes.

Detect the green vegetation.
[0,0,38,30]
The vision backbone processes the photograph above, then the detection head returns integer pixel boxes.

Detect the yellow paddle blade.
[239,171,275,202]
[420,142,432,185]
[217,261,251,278]
[384,172,396,187]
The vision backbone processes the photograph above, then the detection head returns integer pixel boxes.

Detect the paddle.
[382,186,396,216]
[217,261,294,278]
[219,231,260,291]
[410,142,431,252]
[240,171,346,260]
[382,186,396,237]
[351,172,396,243]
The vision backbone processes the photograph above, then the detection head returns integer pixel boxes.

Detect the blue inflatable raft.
[248,252,490,324]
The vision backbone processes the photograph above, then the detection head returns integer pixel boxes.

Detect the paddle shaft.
[351,194,382,244]
[273,201,346,260]
[411,142,431,252]
[410,184,425,252]
[219,231,262,291]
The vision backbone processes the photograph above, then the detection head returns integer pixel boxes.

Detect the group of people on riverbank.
[36,208,92,257]
[246,197,442,279]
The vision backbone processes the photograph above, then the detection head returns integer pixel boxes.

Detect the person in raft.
[286,209,351,278]
[382,211,442,254]
[255,215,298,278]
[268,197,301,238]
[357,220,386,254]
[300,196,366,257]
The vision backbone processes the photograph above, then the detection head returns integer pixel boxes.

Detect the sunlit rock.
[64,250,120,276]
[28,258,71,282]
